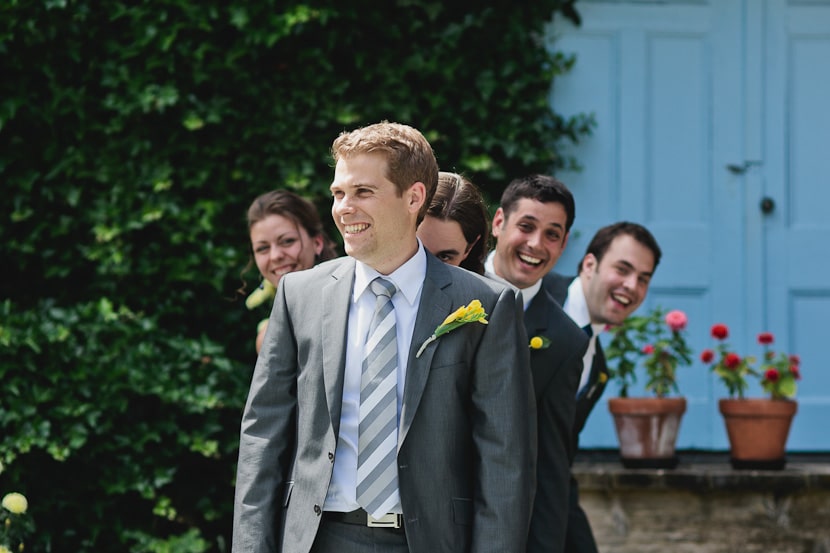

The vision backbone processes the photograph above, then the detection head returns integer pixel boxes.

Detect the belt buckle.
[367,513,403,529]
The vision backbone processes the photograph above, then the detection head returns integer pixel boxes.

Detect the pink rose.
[665,310,688,332]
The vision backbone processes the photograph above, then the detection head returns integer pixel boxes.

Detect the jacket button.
[314,504,321,515]
[328,451,334,461]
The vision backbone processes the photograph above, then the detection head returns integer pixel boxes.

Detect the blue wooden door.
[548,0,830,450]
[759,0,830,450]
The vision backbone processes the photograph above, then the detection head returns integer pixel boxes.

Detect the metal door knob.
[760,197,775,214]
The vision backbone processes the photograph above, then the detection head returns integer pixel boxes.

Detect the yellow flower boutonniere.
[246,280,276,310]
[599,372,608,384]
[416,299,489,358]
[529,336,551,350]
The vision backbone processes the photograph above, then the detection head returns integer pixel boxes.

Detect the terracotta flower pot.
[608,397,687,469]
[718,398,797,470]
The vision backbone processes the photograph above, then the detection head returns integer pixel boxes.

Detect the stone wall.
[574,452,830,553]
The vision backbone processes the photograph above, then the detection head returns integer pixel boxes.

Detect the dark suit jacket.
[506,273,588,553]
[545,273,609,446]
[233,253,537,553]
[546,272,609,553]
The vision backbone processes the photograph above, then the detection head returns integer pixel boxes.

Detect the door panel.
[763,0,830,450]
[548,0,830,450]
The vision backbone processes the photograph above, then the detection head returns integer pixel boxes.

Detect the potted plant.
[701,324,801,469]
[605,307,693,468]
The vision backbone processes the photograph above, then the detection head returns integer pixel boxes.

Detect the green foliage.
[0,299,245,551]
[606,307,693,398]
[0,0,590,550]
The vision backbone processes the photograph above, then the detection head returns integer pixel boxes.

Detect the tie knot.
[582,324,594,338]
[370,277,397,299]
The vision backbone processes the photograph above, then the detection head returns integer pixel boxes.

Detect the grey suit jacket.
[522,274,588,553]
[233,253,537,553]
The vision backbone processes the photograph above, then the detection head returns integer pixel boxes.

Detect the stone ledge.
[573,450,830,493]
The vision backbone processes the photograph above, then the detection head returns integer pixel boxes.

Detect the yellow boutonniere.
[415,299,489,358]
[246,280,275,310]
[529,336,551,350]
[599,372,608,384]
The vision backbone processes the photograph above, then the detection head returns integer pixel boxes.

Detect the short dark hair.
[499,174,575,232]
[579,221,662,274]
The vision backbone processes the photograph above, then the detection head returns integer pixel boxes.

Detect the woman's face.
[250,214,323,288]
[417,215,473,267]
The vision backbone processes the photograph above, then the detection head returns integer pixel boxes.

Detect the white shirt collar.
[563,276,604,336]
[353,242,427,307]
[484,250,542,310]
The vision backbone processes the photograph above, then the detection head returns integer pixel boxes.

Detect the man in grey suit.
[546,221,662,553]
[485,174,589,553]
[232,121,537,553]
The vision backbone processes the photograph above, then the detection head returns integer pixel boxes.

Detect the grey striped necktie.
[357,277,400,519]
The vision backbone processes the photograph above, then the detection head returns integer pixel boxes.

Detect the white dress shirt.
[324,244,427,514]
[562,277,605,395]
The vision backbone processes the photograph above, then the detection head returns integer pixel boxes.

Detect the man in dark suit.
[547,221,662,553]
[232,121,537,553]
[485,174,589,553]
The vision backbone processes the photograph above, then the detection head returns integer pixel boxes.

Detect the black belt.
[323,508,404,529]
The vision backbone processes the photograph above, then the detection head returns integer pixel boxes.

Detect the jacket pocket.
[430,361,465,372]
[452,497,473,525]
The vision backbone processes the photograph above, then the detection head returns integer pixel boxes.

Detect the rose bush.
[606,307,693,397]
[700,324,800,399]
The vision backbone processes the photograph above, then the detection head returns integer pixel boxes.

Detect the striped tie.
[357,277,400,519]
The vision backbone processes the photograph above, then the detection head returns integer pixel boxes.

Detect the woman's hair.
[246,189,338,262]
[426,172,490,275]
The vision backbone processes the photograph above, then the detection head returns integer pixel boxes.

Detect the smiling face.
[580,233,656,325]
[250,213,324,289]
[417,215,474,267]
[330,152,424,274]
[491,198,569,289]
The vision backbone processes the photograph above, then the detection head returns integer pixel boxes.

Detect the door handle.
[726,160,762,175]
[760,197,775,214]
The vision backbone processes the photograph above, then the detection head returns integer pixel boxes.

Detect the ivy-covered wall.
[0,1,591,551]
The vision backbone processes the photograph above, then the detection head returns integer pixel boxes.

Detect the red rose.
[724,352,741,369]
[789,354,801,366]
[665,310,688,331]
[790,366,801,380]
[757,332,774,345]
[711,323,729,340]
[642,344,655,354]
[764,368,780,382]
[700,349,715,363]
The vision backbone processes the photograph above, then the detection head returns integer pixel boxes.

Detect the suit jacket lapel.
[543,271,572,306]
[399,255,453,448]
[582,338,608,402]
[524,285,553,339]
[322,258,355,434]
